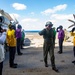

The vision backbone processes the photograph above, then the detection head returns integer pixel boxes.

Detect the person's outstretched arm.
[39,29,46,35]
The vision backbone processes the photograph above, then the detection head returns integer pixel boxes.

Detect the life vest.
[71,32,75,46]
[6,29,16,47]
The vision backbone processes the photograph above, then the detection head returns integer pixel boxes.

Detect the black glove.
[72,27,75,32]
[56,27,60,32]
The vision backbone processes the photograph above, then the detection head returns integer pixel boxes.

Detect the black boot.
[58,51,62,54]
[45,61,48,67]
[18,52,23,55]
[13,63,18,66]
[10,64,17,68]
[52,67,59,72]
[45,63,48,67]
[72,60,75,65]
[72,60,75,63]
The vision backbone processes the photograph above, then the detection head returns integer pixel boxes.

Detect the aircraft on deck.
[0,9,18,29]
[68,14,75,28]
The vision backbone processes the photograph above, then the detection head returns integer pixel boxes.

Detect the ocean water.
[25,31,40,35]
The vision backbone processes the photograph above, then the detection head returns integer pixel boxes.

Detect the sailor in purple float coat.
[58,29,64,40]
[16,28,21,38]
[57,25,65,54]
[16,24,23,55]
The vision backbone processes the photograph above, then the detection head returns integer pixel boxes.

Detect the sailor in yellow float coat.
[71,32,75,46]
[6,24,17,68]
[6,29,16,47]
[70,28,75,64]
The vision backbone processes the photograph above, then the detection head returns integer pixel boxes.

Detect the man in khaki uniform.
[39,21,59,72]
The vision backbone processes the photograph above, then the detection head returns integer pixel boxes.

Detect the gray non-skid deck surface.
[3,45,75,75]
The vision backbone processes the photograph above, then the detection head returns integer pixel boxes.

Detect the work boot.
[45,61,48,67]
[52,67,59,72]
[10,64,17,68]
[72,60,75,65]
[72,60,75,63]
[13,63,18,66]
[58,51,62,54]
[18,52,23,55]
[45,63,48,67]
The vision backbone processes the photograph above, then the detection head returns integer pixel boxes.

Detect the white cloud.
[19,14,74,30]
[49,14,74,29]
[54,4,67,11]
[20,18,45,30]
[41,4,67,15]
[51,14,73,20]
[21,18,38,22]
[12,3,27,10]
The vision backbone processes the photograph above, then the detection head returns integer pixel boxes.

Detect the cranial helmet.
[45,21,53,27]
[17,24,22,29]
[8,24,12,29]
[59,25,63,29]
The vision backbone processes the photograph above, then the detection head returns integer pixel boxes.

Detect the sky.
[0,0,75,31]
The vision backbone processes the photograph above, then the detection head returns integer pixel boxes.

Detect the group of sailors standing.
[0,21,75,75]
[0,23,25,75]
